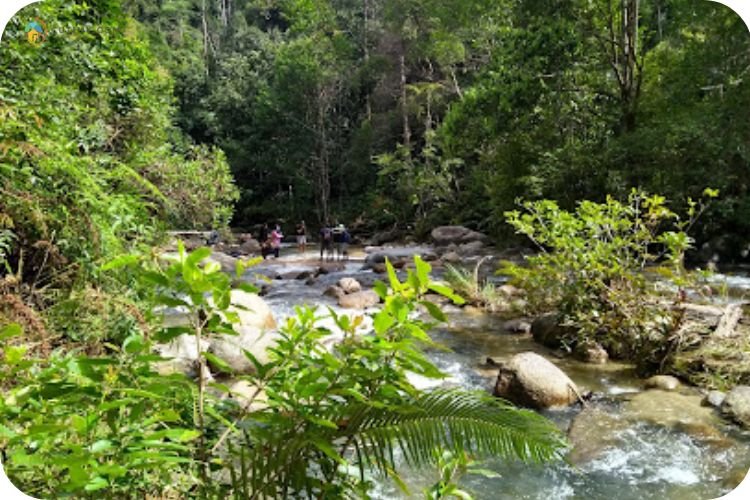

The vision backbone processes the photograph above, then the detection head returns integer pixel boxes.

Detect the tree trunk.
[619,0,641,133]
[316,87,331,224]
[400,51,411,148]
[364,0,372,121]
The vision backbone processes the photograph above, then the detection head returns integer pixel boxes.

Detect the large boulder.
[721,385,750,428]
[338,290,380,309]
[493,352,580,409]
[431,226,487,246]
[209,291,279,374]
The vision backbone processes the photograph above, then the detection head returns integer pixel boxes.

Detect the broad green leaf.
[0,323,22,341]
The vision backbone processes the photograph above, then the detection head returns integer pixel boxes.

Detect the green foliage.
[0,0,237,290]
[1,250,565,497]
[0,323,199,497]
[501,189,714,364]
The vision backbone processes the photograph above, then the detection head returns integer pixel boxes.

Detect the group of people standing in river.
[257,220,351,261]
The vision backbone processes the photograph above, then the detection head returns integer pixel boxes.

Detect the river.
[241,245,750,500]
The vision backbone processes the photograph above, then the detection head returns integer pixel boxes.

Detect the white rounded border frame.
[0,0,748,498]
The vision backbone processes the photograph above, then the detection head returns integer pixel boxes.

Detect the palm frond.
[345,389,567,474]
[229,390,566,497]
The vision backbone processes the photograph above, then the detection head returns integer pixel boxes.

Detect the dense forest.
[2,0,750,498]
[122,0,750,253]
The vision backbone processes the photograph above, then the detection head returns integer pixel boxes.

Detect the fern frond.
[345,389,567,474]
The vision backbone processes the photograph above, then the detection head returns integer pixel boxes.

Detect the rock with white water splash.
[493,352,580,409]
[338,277,362,294]
[721,385,750,428]
[208,290,278,374]
[338,290,380,309]
[644,375,680,391]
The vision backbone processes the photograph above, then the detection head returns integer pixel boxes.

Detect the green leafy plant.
[1,249,566,498]
[501,189,717,369]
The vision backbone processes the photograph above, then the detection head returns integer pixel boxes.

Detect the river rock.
[502,319,532,334]
[338,290,380,309]
[207,252,238,274]
[431,226,487,246]
[458,240,484,256]
[643,375,680,391]
[702,390,726,408]
[155,334,210,377]
[324,285,345,299]
[239,238,261,254]
[208,291,278,374]
[531,312,574,349]
[493,352,580,409]
[371,263,387,274]
[720,385,750,428]
[338,277,362,294]
[318,262,345,274]
[441,251,461,263]
[228,380,268,412]
[574,341,609,364]
[622,390,725,437]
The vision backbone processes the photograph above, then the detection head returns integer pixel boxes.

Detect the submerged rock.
[567,408,624,464]
[644,375,680,391]
[721,385,750,428]
[493,352,580,409]
[622,390,725,439]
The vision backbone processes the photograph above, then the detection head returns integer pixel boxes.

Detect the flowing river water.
[239,245,750,500]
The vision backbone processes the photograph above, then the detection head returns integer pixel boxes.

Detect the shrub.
[500,189,716,366]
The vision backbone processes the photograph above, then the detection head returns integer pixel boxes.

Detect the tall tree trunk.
[316,87,331,224]
[400,51,411,148]
[619,0,641,133]
[364,0,372,121]
[202,0,209,69]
